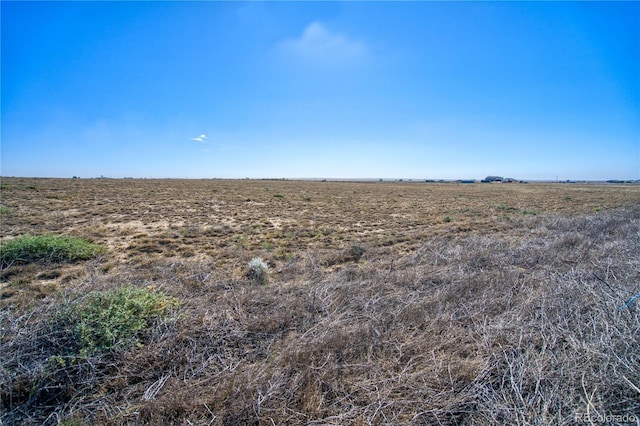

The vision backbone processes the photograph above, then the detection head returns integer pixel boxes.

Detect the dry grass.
[1,178,639,425]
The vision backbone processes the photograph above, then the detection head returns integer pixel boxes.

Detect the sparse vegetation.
[0,206,10,215]
[0,178,639,425]
[0,235,105,268]
[496,202,517,212]
[520,208,538,215]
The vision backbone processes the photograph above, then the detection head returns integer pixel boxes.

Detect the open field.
[1,178,639,425]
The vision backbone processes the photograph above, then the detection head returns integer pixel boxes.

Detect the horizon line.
[1,175,639,184]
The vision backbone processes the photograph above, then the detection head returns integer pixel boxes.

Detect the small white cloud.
[277,21,367,67]
[192,134,208,143]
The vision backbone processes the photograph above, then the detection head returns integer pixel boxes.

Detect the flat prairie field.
[1,178,639,425]
[1,178,638,266]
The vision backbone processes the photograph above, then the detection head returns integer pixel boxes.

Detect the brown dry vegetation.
[1,177,639,425]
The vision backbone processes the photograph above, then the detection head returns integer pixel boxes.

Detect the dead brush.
[1,205,639,425]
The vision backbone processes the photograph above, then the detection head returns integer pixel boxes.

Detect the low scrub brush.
[71,285,179,356]
[0,234,105,268]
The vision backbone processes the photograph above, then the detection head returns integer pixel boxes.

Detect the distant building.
[481,176,518,183]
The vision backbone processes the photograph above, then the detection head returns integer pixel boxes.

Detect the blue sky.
[2,1,639,180]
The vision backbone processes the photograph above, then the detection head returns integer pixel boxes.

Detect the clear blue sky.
[2,1,639,180]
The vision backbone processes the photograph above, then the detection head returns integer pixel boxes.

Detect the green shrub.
[73,286,178,356]
[0,235,105,267]
[0,205,10,215]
